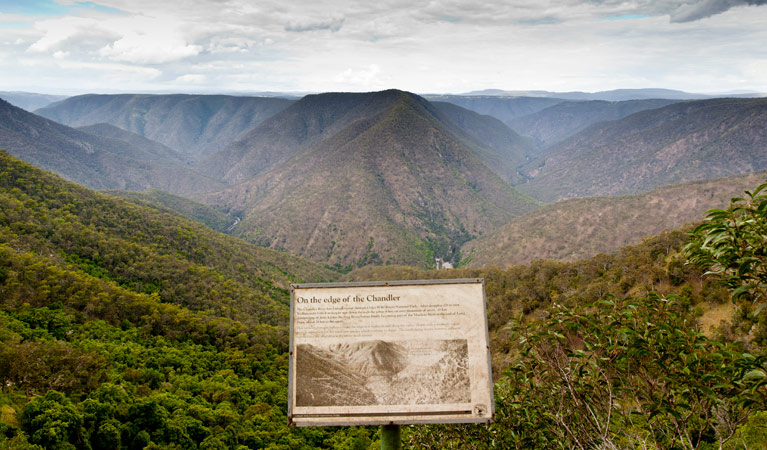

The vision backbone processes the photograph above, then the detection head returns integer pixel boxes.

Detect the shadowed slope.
[0,99,223,195]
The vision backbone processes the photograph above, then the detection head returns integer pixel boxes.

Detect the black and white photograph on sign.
[295,339,470,407]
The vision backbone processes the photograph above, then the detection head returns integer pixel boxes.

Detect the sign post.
[287,278,494,434]
[380,424,400,450]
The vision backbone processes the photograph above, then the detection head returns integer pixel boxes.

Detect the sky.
[1,0,766,95]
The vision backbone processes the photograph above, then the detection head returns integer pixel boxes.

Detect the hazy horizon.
[1,0,766,95]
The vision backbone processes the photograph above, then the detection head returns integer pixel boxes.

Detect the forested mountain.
[0,151,336,319]
[36,94,294,160]
[462,171,767,267]
[507,98,680,147]
[519,97,767,202]
[2,149,766,449]
[199,90,418,183]
[0,99,223,195]
[107,188,236,233]
[201,90,540,269]
[0,151,375,449]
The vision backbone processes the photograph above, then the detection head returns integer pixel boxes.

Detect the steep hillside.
[201,90,432,183]
[519,97,767,202]
[108,188,235,233]
[431,101,537,184]
[76,123,186,164]
[0,151,374,449]
[463,171,767,267]
[0,151,336,323]
[36,94,294,160]
[202,90,540,269]
[3,144,761,448]
[507,98,680,147]
[0,99,223,195]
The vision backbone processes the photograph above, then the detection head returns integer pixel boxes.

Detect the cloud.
[667,0,767,22]
[3,0,767,94]
[27,16,111,53]
[97,16,203,64]
[175,73,206,83]
[333,64,382,87]
[285,16,344,32]
[26,13,203,64]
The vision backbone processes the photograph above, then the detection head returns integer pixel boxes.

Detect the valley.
[1,86,767,449]
[3,89,766,270]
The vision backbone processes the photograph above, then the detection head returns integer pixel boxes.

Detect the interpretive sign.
[287,279,494,427]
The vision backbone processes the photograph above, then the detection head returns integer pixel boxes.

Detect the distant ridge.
[430,101,536,184]
[0,99,223,195]
[36,94,294,160]
[457,88,762,101]
[200,90,417,183]
[0,91,68,111]
[519,97,767,202]
[507,98,681,147]
[423,95,564,127]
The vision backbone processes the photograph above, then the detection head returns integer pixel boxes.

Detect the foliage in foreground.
[1,150,766,449]
[409,294,767,449]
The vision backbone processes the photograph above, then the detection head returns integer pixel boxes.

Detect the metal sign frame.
[287,278,494,427]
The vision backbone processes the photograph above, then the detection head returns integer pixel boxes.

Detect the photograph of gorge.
[295,339,470,407]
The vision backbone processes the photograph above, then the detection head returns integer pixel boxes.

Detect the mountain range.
[519,97,767,202]
[506,98,681,147]
[459,88,765,101]
[200,90,540,268]
[2,88,767,270]
[0,91,67,111]
[0,99,223,195]
[36,94,294,161]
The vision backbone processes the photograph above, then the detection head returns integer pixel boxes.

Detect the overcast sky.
[1,0,766,95]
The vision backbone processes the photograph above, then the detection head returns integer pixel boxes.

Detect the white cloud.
[27,16,106,53]
[1,0,767,94]
[175,73,206,83]
[333,64,383,88]
[285,16,345,32]
[97,16,202,64]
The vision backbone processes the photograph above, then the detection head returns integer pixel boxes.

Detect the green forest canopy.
[1,151,766,449]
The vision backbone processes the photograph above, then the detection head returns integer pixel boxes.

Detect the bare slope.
[519,98,767,202]
[0,99,223,195]
[202,90,540,269]
[36,94,294,160]
[463,172,767,268]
